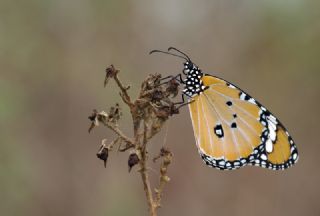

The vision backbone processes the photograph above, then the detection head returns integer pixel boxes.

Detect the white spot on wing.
[229,84,236,89]
[215,129,222,136]
[266,139,273,153]
[267,116,278,142]
[219,160,225,166]
[269,128,276,141]
[260,154,267,160]
[239,92,246,100]
[248,98,256,104]
[268,114,277,123]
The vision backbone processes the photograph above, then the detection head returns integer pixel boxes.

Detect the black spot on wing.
[214,124,224,138]
[231,122,237,128]
[239,92,251,101]
[226,101,232,106]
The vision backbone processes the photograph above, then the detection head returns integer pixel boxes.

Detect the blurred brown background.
[1,0,320,216]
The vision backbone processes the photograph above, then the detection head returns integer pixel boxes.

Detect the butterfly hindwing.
[189,75,298,170]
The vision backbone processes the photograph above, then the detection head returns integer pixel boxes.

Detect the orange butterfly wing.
[189,75,298,170]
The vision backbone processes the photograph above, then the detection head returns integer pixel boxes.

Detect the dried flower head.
[128,152,140,172]
[88,110,108,133]
[97,145,109,168]
[166,79,180,98]
[104,65,119,87]
[108,103,122,124]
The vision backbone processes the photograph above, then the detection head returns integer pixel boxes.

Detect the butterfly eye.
[183,61,194,73]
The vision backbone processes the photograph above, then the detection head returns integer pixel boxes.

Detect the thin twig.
[154,148,173,209]
[101,121,135,146]
[138,121,157,215]
[106,137,121,151]
[114,74,134,108]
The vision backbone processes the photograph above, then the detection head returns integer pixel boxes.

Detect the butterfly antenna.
[149,49,189,61]
[167,47,191,61]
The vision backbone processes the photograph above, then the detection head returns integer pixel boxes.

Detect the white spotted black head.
[183,61,196,74]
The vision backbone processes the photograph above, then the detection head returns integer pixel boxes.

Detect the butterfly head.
[183,61,199,75]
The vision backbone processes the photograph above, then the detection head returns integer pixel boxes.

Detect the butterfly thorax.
[182,61,207,97]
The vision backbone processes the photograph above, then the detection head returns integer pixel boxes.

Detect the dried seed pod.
[88,109,99,133]
[128,153,140,172]
[151,89,164,102]
[97,145,109,168]
[108,103,122,123]
[166,79,180,97]
[104,65,119,87]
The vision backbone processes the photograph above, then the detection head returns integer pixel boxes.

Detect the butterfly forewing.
[189,75,298,170]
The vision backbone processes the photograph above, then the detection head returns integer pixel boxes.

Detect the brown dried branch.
[102,121,134,146]
[154,147,173,209]
[105,64,134,107]
[89,65,180,216]
[88,109,134,146]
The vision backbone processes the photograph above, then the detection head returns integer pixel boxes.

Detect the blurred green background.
[1,0,320,215]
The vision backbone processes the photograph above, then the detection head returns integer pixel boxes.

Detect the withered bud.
[88,109,99,133]
[97,145,109,168]
[128,153,140,172]
[88,110,109,132]
[160,147,171,157]
[166,79,180,97]
[97,111,108,122]
[169,104,180,115]
[141,73,162,92]
[108,103,122,123]
[151,89,164,102]
[152,73,162,86]
[88,109,98,121]
[153,147,172,162]
[155,104,179,120]
[104,65,119,87]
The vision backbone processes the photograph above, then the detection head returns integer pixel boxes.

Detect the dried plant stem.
[114,74,134,108]
[102,121,134,146]
[139,131,157,215]
[90,65,180,216]
[154,148,172,209]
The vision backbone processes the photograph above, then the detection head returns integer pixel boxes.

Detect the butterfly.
[150,47,299,170]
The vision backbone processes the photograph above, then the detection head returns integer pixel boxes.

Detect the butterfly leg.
[172,73,184,83]
[174,94,194,109]
[157,74,185,86]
